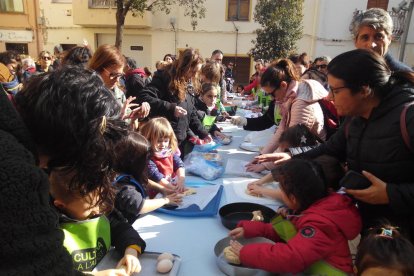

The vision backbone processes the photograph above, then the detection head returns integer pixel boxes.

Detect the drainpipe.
[33,0,42,55]
[232,20,239,73]
[399,0,414,62]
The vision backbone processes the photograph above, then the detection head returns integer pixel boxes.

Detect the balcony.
[72,0,152,28]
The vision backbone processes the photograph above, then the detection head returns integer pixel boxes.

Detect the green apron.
[202,114,217,132]
[274,104,282,125]
[271,215,347,276]
[61,215,111,272]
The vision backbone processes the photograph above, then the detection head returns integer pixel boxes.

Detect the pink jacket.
[261,79,328,170]
[238,193,361,274]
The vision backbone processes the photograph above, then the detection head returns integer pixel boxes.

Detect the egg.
[157,252,174,262]
[157,259,173,273]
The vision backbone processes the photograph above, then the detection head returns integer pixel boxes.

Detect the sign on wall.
[0,29,33,42]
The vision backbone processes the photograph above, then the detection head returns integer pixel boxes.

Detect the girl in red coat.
[228,159,361,275]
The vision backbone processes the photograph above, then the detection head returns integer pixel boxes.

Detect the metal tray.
[94,249,181,275]
[214,236,274,276]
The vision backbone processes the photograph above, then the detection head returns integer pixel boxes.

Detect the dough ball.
[157,259,173,273]
[223,246,240,265]
[251,210,264,222]
[157,252,174,262]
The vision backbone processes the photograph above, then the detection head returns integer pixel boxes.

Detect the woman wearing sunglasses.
[89,44,150,125]
[36,50,53,73]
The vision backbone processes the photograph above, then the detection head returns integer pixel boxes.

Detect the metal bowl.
[214,236,274,276]
[219,202,276,230]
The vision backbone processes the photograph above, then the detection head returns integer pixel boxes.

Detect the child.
[140,117,186,196]
[113,131,183,224]
[229,159,361,275]
[194,82,232,144]
[247,124,323,198]
[355,225,414,276]
[49,169,146,274]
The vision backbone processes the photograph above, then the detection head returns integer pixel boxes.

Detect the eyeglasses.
[228,63,234,66]
[42,56,52,61]
[315,64,327,69]
[103,67,124,80]
[329,86,347,98]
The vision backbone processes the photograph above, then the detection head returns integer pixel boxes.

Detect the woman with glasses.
[36,50,53,73]
[256,49,414,242]
[232,58,328,173]
[89,44,150,125]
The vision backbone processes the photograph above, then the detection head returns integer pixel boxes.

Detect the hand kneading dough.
[157,252,174,262]
[223,246,241,265]
[245,189,262,197]
[182,188,197,196]
[251,210,264,221]
[157,259,173,273]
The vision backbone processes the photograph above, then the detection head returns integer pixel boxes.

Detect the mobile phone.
[339,170,371,190]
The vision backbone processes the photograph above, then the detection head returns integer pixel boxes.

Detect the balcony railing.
[89,0,116,8]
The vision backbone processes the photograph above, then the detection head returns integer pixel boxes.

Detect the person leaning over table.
[255,49,414,242]
[231,58,328,173]
[1,66,133,275]
[350,7,412,72]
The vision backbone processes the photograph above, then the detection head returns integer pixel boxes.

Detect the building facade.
[3,0,412,84]
[0,0,42,57]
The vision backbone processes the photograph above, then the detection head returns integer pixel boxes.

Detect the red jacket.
[238,193,361,274]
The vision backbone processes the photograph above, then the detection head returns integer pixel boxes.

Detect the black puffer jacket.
[302,82,414,240]
[0,88,79,275]
[137,70,208,144]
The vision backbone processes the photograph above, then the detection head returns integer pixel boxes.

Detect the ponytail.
[261,58,299,88]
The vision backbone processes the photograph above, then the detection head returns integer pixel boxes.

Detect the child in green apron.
[228,159,361,275]
[49,169,146,274]
[194,83,232,145]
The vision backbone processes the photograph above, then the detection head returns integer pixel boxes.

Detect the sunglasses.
[42,56,52,61]
[103,67,124,80]
[315,64,327,69]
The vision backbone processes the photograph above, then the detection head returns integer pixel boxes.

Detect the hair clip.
[100,115,107,135]
[378,228,393,239]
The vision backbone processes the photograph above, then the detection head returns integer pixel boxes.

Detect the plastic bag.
[193,140,221,152]
[184,151,225,180]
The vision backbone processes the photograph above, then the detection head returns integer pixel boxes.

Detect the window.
[227,0,250,21]
[6,43,28,55]
[89,0,116,8]
[367,0,389,10]
[52,0,72,3]
[0,0,24,13]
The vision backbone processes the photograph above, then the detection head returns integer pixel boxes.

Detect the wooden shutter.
[367,0,389,10]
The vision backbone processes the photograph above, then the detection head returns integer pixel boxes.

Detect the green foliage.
[250,0,304,61]
[115,0,206,47]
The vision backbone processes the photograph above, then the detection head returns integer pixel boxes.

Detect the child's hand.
[92,269,128,276]
[245,163,266,173]
[166,193,183,205]
[116,247,141,275]
[229,240,243,257]
[247,184,265,197]
[176,177,185,193]
[229,227,245,239]
[277,206,290,218]
[247,179,264,189]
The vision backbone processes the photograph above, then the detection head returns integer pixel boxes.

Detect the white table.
[127,127,281,276]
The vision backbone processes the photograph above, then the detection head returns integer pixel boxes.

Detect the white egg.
[157,259,173,273]
[157,252,174,262]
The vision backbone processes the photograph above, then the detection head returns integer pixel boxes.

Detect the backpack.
[318,98,340,140]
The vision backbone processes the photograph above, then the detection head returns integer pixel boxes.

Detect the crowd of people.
[1,7,414,276]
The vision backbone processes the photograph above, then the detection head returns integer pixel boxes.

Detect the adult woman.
[36,50,53,73]
[137,48,210,155]
[243,59,265,94]
[89,44,149,123]
[3,66,131,275]
[232,58,328,172]
[350,8,412,72]
[163,54,175,64]
[258,49,414,241]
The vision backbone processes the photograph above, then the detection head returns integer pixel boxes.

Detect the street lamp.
[392,0,414,62]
